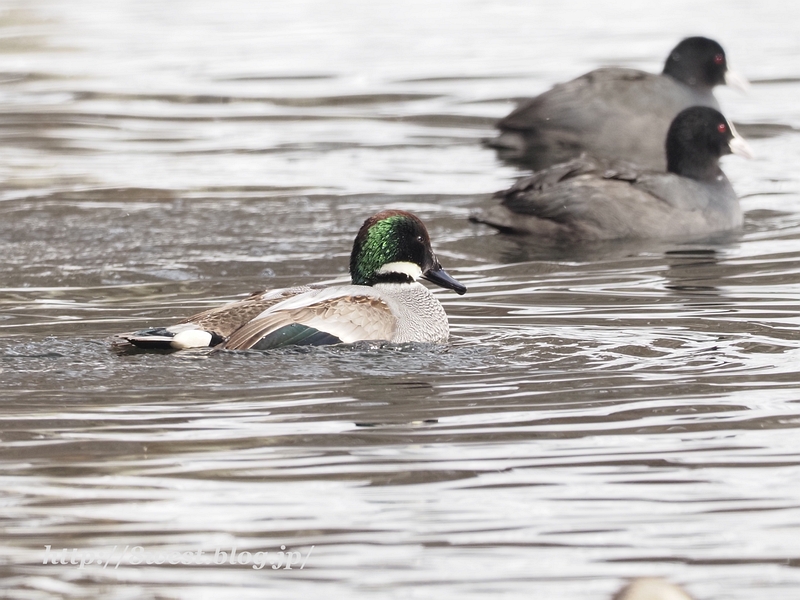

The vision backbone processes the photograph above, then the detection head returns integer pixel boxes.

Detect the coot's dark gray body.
[476,155,740,242]
[474,107,753,243]
[490,37,746,171]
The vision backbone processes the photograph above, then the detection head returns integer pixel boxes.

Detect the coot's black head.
[666,106,753,181]
[663,37,748,91]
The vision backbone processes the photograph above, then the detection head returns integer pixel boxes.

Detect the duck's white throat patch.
[376,261,423,280]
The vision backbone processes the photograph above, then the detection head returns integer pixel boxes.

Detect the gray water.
[2,1,800,598]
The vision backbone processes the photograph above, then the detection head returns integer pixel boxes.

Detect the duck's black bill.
[423,267,467,295]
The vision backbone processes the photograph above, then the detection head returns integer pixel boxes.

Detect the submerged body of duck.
[115,210,467,351]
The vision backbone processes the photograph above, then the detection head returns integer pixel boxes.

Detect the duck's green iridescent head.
[350,210,467,295]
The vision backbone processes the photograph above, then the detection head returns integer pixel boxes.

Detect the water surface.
[2,1,800,599]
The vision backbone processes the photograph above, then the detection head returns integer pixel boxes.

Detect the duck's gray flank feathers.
[222,288,397,350]
[222,281,449,350]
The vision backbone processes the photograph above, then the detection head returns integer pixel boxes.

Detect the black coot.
[473,106,753,242]
[490,37,749,171]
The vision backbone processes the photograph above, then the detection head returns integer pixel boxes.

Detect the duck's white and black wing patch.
[114,286,317,350]
[113,324,224,350]
[222,294,396,351]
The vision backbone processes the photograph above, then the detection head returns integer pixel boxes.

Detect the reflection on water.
[2,1,800,599]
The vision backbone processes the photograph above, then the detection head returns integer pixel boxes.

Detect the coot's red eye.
[714,53,724,65]
[718,123,727,133]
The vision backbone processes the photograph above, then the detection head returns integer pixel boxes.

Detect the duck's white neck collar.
[375,261,422,280]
